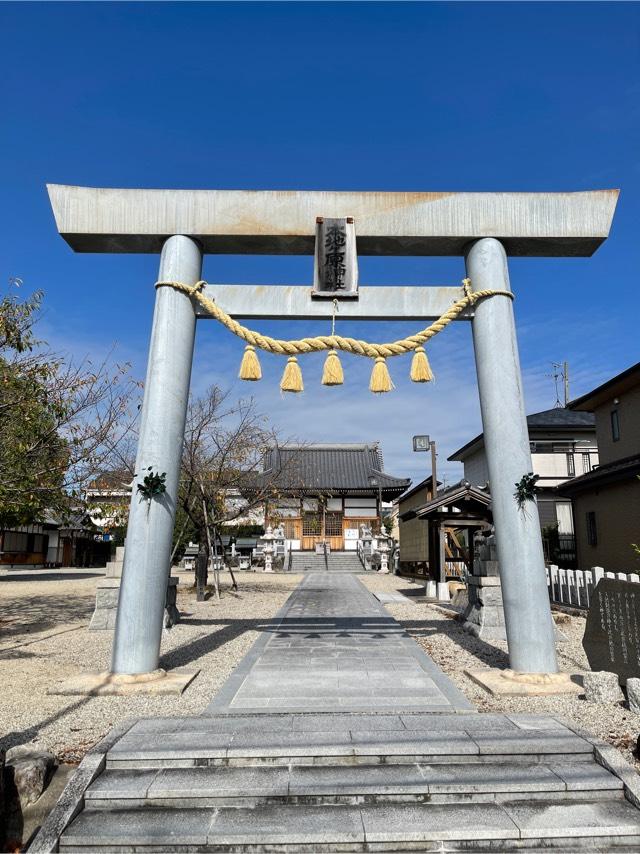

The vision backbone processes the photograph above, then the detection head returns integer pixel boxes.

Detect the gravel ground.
[0,568,300,762]
[359,573,640,771]
[3,568,639,772]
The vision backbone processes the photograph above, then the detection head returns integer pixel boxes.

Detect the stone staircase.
[55,712,640,851]
[290,551,363,573]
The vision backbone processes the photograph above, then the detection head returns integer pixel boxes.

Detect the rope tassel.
[238,345,262,381]
[280,356,304,393]
[369,357,394,394]
[322,349,344,386]
[410,346,433,383]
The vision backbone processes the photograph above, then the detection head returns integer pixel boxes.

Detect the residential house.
[396,476,440,571]
[250,443,410,552]
[448,408,598,564]
[0,515,96,569]
[560,362,640,572]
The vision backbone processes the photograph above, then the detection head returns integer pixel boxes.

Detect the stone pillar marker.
[466,238,557,674]
[111,235,202,676]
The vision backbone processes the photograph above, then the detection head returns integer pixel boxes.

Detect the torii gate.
[47,185,618,682]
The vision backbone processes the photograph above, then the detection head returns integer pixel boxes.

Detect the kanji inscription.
[312,217,358,299]
[583,578,640,684]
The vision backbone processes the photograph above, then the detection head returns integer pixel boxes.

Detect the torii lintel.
[47,185,619,257]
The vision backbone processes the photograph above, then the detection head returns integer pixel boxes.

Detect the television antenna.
[549,361,570,408]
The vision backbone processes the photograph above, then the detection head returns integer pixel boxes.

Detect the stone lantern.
[377,536,391,574]
[261,526,276,573]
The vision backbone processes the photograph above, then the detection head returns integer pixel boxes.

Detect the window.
[582,453,592,474]
[325,512,343,537]
[611,409,620,442]
[2,531,28,552]
[566,453,575,477]
[302,513,321,536]
[586,512,598,547]
[282,519,299,540]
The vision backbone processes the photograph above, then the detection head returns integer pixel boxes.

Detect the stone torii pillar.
[466,238,556,673]
[111,235,202,674]
[46,185,618,681]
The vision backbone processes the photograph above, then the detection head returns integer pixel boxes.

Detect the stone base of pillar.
[461,575,507,641]
[425,580,437,598]
[48,667,199,696]
[464,668,583,697]
[436,582,450,602]
[89,547,180,631]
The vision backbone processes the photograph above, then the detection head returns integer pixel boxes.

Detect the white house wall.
[464,447,598,488]
[462,450,490,486]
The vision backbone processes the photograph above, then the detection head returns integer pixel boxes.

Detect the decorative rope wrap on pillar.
[155,278,513,393]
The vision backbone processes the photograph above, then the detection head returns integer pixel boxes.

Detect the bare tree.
[178,386,299,600]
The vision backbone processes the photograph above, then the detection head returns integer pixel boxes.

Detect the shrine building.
[251,443,410,552]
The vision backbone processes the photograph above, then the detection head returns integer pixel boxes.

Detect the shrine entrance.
[47,184,618,681]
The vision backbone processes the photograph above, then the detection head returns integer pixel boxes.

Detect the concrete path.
[206,572,473,714]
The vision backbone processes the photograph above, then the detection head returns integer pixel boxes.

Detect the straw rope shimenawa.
[155,278,513,393]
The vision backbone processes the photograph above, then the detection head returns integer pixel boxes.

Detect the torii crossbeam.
[48,185,618,682]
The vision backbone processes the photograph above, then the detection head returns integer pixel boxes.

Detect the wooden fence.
[546,564,640,610]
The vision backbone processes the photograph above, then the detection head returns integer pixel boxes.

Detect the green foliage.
[0,288,43,353]
[136,467,167,500]
[220,523,264,538]
[0,283,139,528]
[514,472,540,509]
[0,290,69,526]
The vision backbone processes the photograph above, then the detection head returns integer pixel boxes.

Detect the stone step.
[59,799,640,851]
[106,726,594,769]
[85,760,623,808]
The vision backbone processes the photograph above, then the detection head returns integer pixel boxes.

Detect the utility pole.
[430,440,438,499]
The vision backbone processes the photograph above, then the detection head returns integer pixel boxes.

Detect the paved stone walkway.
[206,572,473,714]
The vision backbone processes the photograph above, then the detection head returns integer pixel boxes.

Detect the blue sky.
[2,2,639,485]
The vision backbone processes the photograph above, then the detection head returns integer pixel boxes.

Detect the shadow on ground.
[396,616,510,669]
[0,595,94,643]
[162,612,508,670]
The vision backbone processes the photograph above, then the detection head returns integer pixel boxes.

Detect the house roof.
[568,362,640,411]
[448,408,596,462]
[400,481,492,522]
[257,443,411,498]
[87,470,133,490]
[398,475,442,505]
[558,453,640,496]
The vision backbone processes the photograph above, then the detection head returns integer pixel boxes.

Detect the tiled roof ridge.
[277,443,379,450]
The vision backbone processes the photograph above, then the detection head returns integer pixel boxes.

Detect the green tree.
[0,283,139,528]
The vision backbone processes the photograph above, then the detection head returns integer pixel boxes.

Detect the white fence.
[546,564,640,609]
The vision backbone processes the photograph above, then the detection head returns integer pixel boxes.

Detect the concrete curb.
[27,718,137,853]
[558,716,640,810]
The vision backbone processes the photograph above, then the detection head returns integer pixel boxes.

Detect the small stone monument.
[461,533,507,641]
[583,577,640,685]
[89,545,180,631]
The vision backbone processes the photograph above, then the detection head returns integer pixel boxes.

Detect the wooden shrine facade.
[253,444,410,551]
